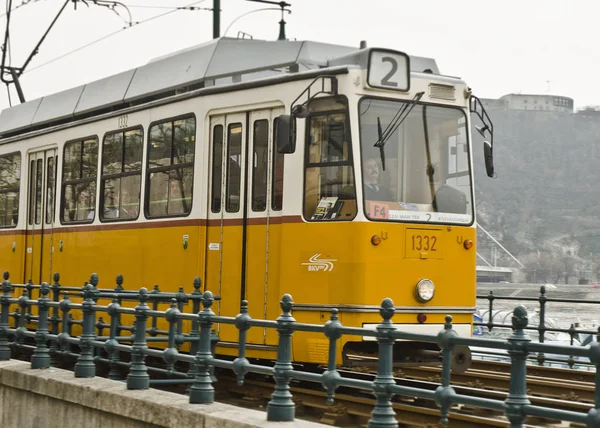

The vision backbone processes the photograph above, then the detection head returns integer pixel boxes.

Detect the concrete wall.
[0,361,326,428]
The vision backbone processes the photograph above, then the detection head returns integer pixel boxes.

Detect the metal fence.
[1,271,600,428]
[477,286,600,367]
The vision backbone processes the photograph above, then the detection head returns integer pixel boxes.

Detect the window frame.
[45,155,57,225]
[34,158,43,225]
[144,113,196,219]
[251,119,269,213]
[356,95,474,226]
[225,122,243,214]
[210,124,224,214]
[302,95,357,222]
[60,135,99,225]
[99,125,144,223]
[0,151,21,229]
[271,117,284,212]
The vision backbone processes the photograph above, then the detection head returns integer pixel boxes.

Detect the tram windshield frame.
[358,97,474,225]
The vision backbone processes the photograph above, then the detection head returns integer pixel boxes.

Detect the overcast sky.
[0,0,597,111]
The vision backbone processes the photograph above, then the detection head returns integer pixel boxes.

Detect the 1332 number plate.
[405,229,442,259]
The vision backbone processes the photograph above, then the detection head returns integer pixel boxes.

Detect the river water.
[476,282,600,336]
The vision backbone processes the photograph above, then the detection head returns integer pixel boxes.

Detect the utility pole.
[246,0,291,41]
[213,0,220,38]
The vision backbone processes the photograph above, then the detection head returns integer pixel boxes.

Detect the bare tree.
[562,253,576,284]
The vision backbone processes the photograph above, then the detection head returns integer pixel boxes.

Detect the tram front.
[277,47,494,370]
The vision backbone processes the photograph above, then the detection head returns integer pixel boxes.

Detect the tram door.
[206,108,283,345]
[24,148,58,285]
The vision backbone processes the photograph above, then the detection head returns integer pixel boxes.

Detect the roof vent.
[429,83,455,101]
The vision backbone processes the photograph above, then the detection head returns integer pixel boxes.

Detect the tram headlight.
[415,279,435,303]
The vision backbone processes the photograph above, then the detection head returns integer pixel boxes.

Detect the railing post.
[322,308,342,405]
[31,282,51,369]
[15,289,30,353]
[487,290,495,333]
[49,273,61,365]
[233,300,251,385]
[74,279,97,378]
[368,298,398,428]
[175,286,187,349]
[127,287,150,389]
[25,279,33,322]
[568,324,576,369]
[57,292,72,357]
[586,341,600,427]
[105,297,122,380]
[189,291,215,404]
[187,277,202,378]
[537,285,546,366]
[163,299,181,373]
[505,305,531,428]
[148,284,160,338]
[435,316,457,425]
[0,272,13,360]
[114,274,124,338]
[267,294,296,422]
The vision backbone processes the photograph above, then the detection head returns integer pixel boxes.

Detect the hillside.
[472,108,600,281]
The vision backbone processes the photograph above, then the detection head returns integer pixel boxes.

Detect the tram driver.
[363,158,393,202]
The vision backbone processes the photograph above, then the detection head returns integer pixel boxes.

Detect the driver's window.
[303,98,357,221]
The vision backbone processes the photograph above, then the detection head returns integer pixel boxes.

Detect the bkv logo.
[302,254,337,272]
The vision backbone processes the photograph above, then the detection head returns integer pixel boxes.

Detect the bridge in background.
[476,223,523,283]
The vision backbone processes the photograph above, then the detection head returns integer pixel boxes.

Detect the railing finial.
[89,273,99,287]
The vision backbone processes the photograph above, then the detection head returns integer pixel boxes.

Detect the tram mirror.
[277,114,296,154]
[483,140,494,178]
[292,104,309,119]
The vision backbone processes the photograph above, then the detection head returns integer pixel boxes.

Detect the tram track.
[218,375,526,427]
[212,365,591,427]
[396,365,595,403]
[471,359,596,383]
[347,354,596,403]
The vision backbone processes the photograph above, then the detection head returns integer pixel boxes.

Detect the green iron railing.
[1,271,600,428]
[477,286,600,368]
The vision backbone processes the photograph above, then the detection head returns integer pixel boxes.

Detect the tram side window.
[211,125,223,213]
[101,128,143,221]
[62,138,98,223]
[147,116,195,218]
[272,118,284,211]
[0,153,21,228]
[304,98,357,221]
[45,156,57,225]
[35,159,42,224]
[226,123,242,213]
[252,120,268,212]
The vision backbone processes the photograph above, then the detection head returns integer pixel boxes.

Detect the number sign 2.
[367,49,410,92]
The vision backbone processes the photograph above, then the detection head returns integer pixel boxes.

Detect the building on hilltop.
[481,93,574,113]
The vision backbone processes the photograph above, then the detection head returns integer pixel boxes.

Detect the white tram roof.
[0,37,439,137]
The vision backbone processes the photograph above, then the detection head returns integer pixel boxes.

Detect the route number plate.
[367,49,410,92]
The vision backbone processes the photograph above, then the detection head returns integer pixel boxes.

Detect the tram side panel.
[0,230,23,282]
[0,151,25,282]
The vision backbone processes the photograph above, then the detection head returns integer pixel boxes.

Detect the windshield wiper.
[374,91,425,170]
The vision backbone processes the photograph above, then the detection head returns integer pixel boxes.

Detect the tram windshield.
[359,98,473,224]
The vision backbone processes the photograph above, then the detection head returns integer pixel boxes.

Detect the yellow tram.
[0,37,495,366]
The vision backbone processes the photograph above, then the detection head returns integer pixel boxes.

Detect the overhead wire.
[24,0,207,74]
[223,6,288,37]
[124,4,208,10]
[0,0,48,18]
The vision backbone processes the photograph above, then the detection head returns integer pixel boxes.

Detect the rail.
[1,271,600,428]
